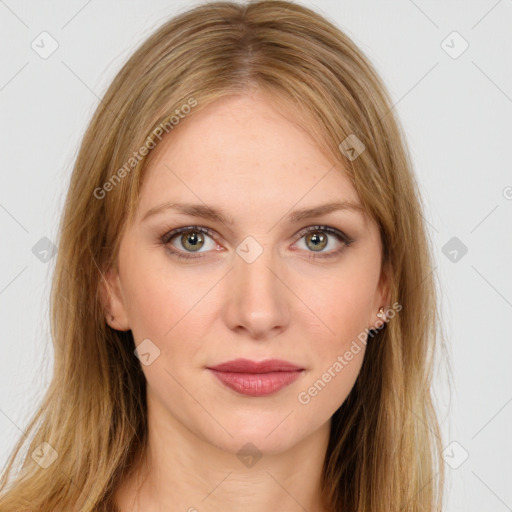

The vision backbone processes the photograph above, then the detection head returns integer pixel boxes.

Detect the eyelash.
[159,225,354,261]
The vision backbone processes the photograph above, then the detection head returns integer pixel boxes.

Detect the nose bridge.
[223,237,290,337]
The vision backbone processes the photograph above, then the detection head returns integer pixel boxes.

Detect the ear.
[371,260,392,326]
[98,265,131,331]
[377,260,392,307]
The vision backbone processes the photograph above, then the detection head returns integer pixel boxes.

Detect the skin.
[102,89,389,512]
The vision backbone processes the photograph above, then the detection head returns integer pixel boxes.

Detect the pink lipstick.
[207,358,304,397]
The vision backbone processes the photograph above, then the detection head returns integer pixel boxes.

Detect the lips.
[207,358,305,397]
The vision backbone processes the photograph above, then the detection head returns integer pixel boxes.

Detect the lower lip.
[208,369,303,397]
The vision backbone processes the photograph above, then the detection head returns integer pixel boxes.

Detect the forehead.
[137,92,362,221]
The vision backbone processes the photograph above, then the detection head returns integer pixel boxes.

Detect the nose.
[222,246,290,340]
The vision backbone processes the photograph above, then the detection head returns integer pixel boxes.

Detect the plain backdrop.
[1,1,511,510]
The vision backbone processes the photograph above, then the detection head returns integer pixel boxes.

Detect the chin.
[199,413,308,457]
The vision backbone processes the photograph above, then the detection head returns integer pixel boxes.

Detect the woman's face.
[102,91,388,456]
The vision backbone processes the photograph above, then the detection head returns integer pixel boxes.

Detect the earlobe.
[98,266,131,331]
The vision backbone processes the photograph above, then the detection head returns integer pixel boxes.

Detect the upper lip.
[207,358,304,373]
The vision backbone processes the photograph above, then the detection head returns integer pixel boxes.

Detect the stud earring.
[368,307,388,339]
[376,307,386,321]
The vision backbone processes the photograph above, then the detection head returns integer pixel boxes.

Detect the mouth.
[206,358,305,397]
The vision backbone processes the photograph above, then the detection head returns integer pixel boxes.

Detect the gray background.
[1,1,511,510]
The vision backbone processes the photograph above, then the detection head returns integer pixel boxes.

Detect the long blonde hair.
[0,1,447,510]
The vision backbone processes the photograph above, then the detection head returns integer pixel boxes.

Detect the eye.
[160,226,218,260]
[160,225,354,261]
[293,225,354,259]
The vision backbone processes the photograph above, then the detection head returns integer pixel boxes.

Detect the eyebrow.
[142,200,365,225]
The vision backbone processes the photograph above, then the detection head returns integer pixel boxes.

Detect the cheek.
[298,348,365,417]
[120,244,182,326]
[121,252,216,359]
[123,274,172,340]
[295,268,373,405]
[305,267,375,344]
[297,284,368,413]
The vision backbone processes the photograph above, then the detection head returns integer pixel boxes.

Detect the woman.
[0,1,446,510]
